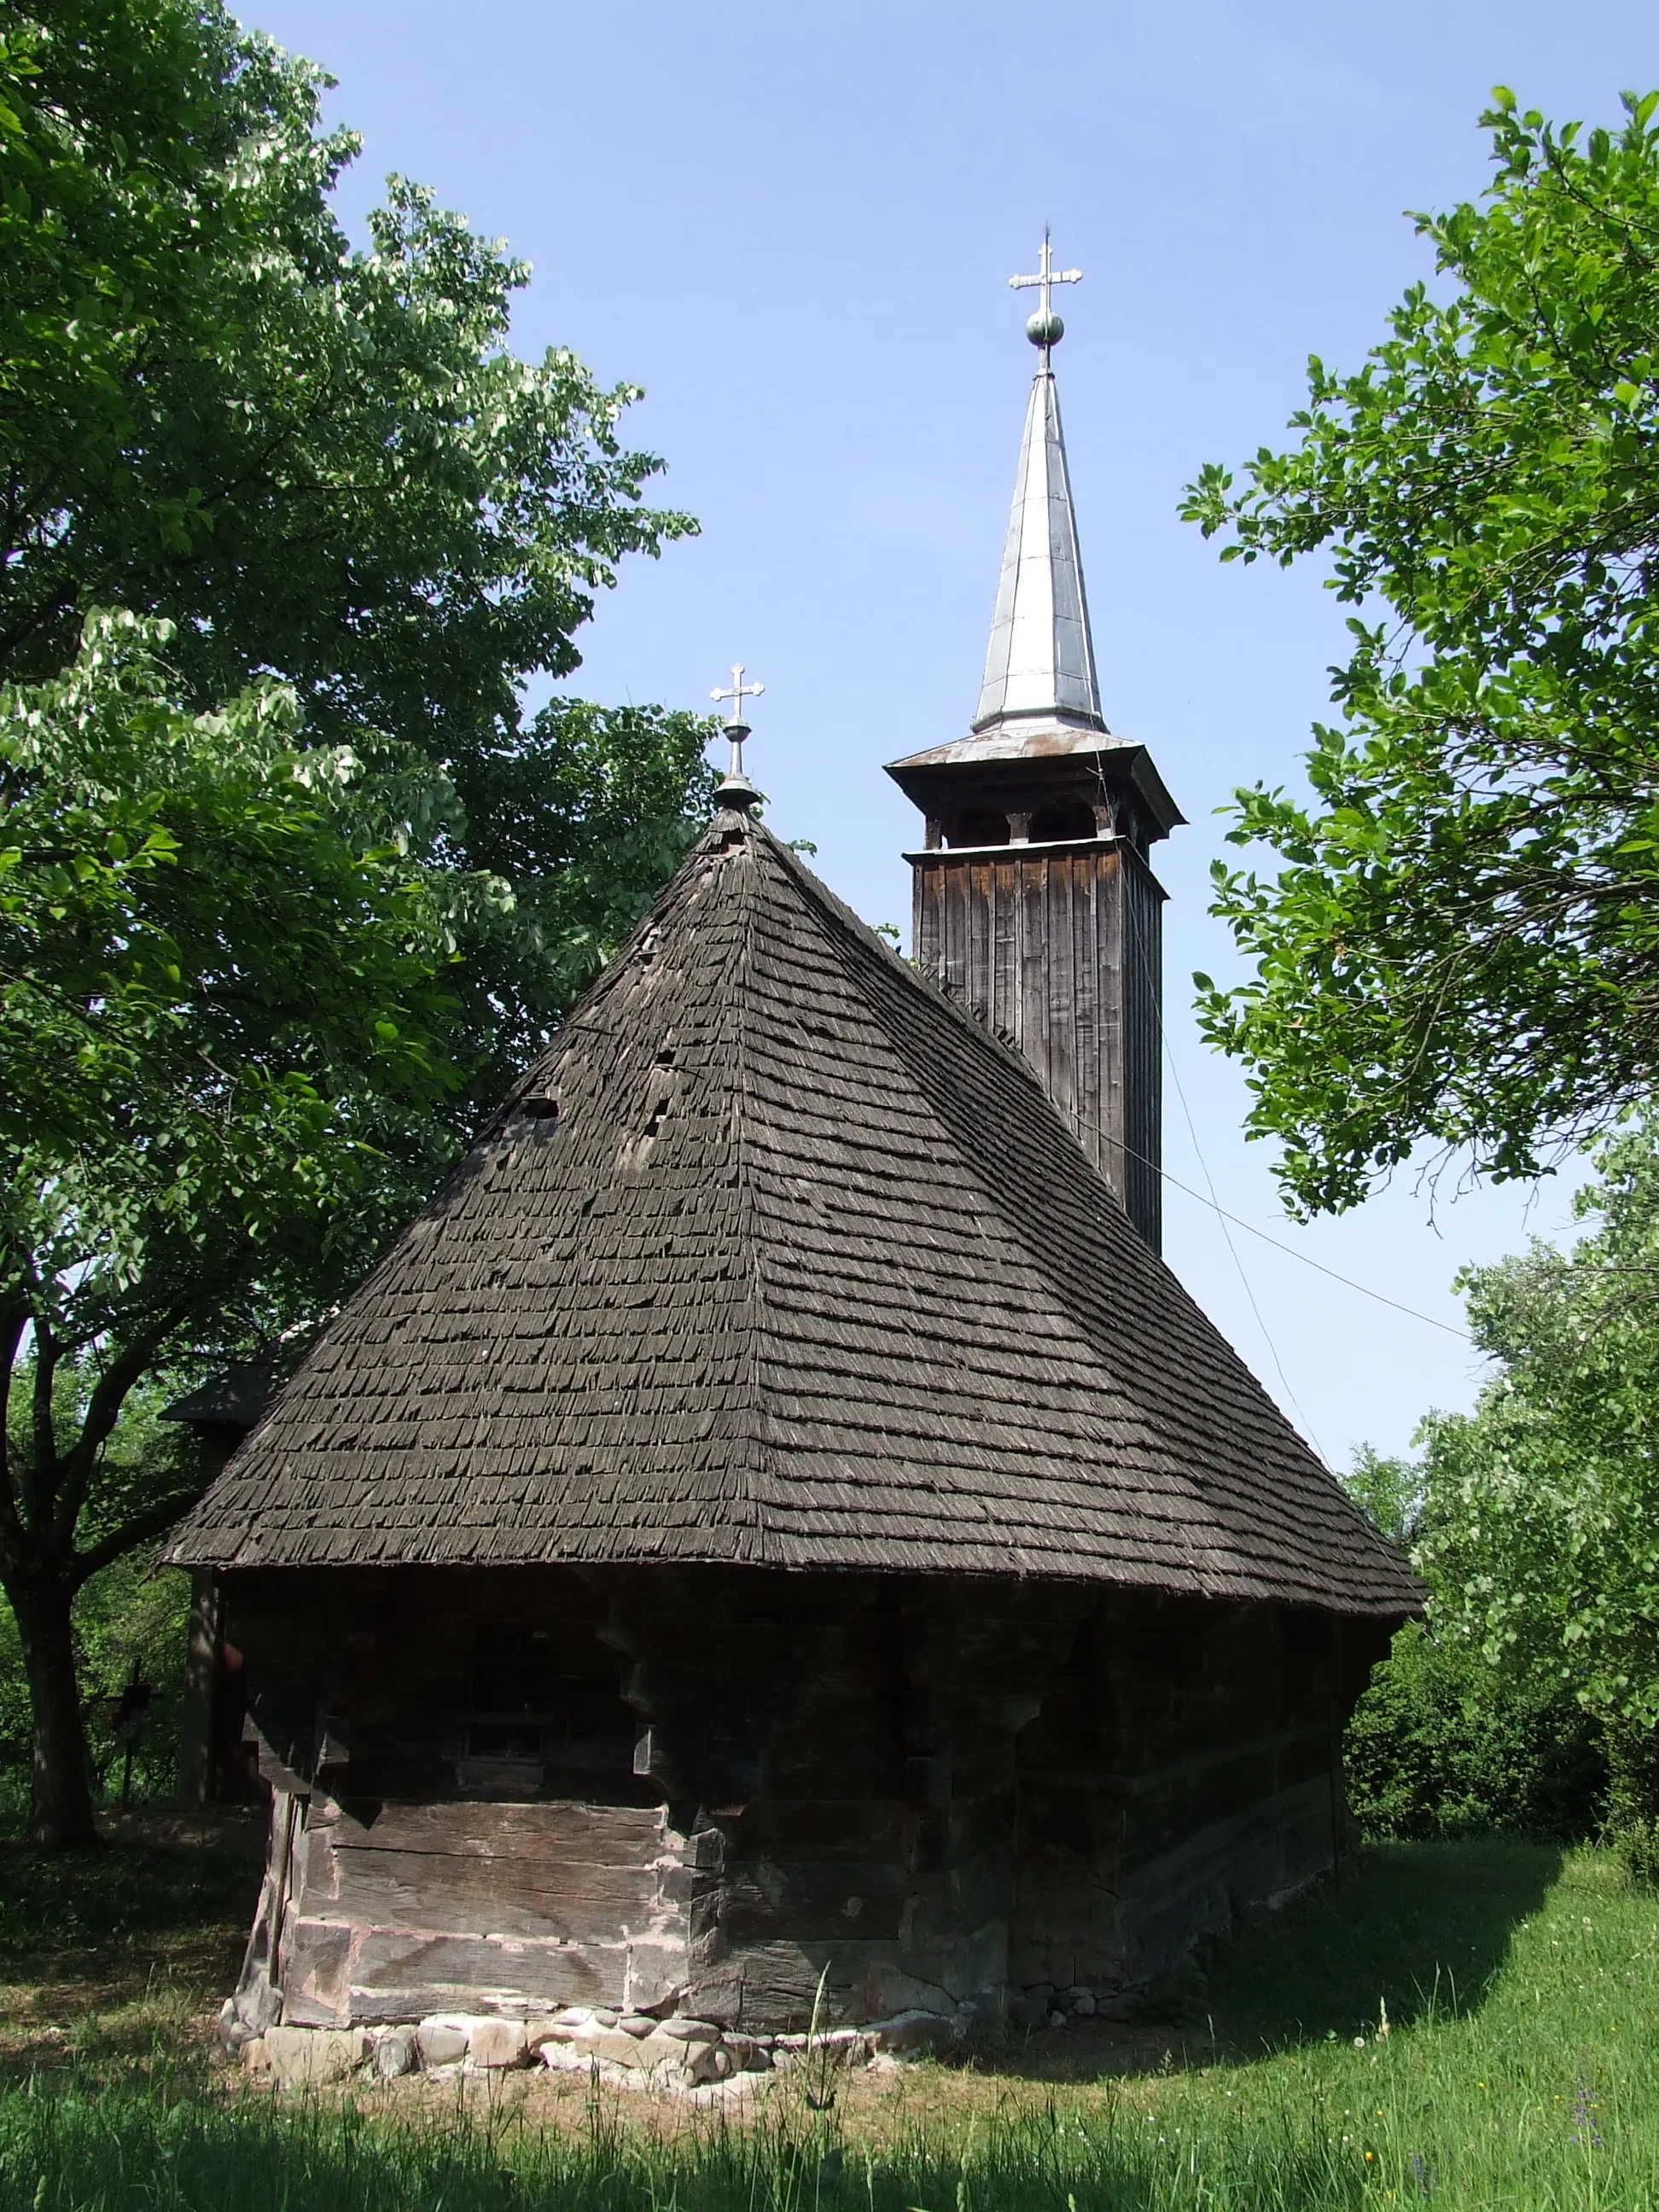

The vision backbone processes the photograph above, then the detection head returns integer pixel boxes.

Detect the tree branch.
[54,1300,198,1547]
[26,1313,60,1535]
[73,1485,210,1586]
[0,1284,32,1528]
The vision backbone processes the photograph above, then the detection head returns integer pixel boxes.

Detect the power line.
[1062,1089,1472,1342]
[1115,856,1329,1457]
[1155,1058,1330,1455]
[1126,1143,1474,1343]
[1080,777,1473,1371]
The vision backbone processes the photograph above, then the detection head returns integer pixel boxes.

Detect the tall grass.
[2,1842,1653,2209]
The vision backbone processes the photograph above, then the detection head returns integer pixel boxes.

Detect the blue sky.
[247,0,1659,1465]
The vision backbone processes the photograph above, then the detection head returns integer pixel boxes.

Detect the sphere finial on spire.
[1009,226,1082,364]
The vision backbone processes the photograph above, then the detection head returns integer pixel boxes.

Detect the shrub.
[1345,1622,1606,1842]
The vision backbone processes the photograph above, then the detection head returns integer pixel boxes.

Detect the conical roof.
[166,812,1415,1615]
[974,364,1103,733]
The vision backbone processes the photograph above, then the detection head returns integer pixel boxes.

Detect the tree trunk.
[11,1575,97,1848]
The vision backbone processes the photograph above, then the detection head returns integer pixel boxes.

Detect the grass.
[0,1807,261,2086]
[0,1825,1651,2208]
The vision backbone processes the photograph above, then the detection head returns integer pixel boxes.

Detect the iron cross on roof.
[712,663,765,730]
[710,661,765,807]
[1010,228,1081,356]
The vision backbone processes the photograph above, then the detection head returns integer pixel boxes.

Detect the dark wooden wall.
[223,1566,1386,2032]
[1010,1592,1382,1994]
[909,840,1165,1249]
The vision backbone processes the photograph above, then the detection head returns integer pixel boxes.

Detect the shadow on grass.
[971,1837,1563,2082]
[1202,1837,1562,2052]
[0,1810,263,2084]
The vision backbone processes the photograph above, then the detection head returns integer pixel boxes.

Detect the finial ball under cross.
[710,661,765,806]
[1010,226,1081,353]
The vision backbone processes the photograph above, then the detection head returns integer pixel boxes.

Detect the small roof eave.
[886,725,1185,839]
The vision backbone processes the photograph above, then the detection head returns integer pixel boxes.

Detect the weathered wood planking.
[910,836,1165,1249]
[317,1799,665,1863]
[231,1561,1388,2033]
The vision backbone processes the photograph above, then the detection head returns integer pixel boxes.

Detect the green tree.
[1183,90,1659,1214]
[0,0,710,1109]
[0,1372,197,1814]
[1412,1127,1659,1816]
[0,0,718,1842]
[1343,1620,1606,1842]
[1341,1445,1423,1548]
[1,611,482,1843]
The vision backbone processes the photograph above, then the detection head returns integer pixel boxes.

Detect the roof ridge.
[727,826,770,1567]
[739,830,1238,1581]
[743,836,1281,1560]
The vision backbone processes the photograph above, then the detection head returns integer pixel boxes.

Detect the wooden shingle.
[166,810,1417,1615]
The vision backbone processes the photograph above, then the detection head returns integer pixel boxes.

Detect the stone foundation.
[228,2000,958,2097]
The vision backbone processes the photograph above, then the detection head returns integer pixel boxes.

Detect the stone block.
[773,2029,870,2070]
[617,2014,655,2038]
[634,2029,724,2085]
[636,2027,689,2070]
[568,2027,639,2068]
[416,2019,470,2069]
[724,2034,773,2073]
[538,2041,601,2074]
[867,2010,952,2057]
[375,2029,418,2079]
[655,2016,723,2041]
[672,2038,726,2087]
[468,2018,527,2069]
[264,2026,368,2088]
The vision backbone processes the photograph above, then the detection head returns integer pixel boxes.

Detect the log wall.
[222,1566,1387,2032]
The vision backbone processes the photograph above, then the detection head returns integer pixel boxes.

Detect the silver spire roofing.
[973,231,1105,735]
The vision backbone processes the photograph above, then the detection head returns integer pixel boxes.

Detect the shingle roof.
[161,1350,288,1434]
[166,811,1417,1615]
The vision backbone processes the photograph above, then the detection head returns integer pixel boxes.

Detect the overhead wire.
[1122,1142,1474,1342]
[1105,814,1330,1457]
[1055,1082,1475,1344]
[1103,779,1478,1441]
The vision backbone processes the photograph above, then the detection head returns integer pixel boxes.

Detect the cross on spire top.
[711,662,765,731]
[710,661,765,810]
[1009,227,1081,359]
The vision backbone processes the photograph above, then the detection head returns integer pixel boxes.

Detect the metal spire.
[710,662,765,808]
[974,231,1104,734]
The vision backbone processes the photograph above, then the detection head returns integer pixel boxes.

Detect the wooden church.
[166,243,1414,2047]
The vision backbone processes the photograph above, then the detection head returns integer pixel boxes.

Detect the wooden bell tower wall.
[908,838,1164,1250]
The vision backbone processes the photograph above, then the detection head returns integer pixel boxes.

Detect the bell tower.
[886,234,1182,1249]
